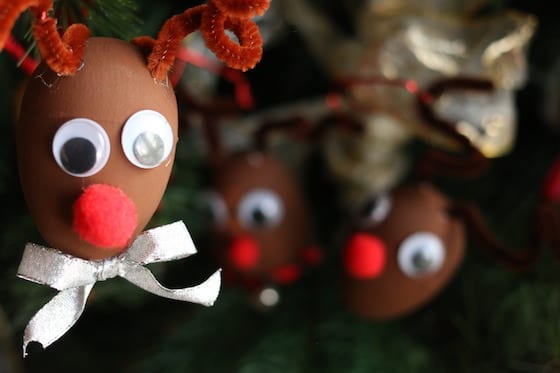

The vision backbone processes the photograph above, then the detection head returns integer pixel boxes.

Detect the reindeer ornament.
[0,0,269,354]
[341,181,548,320]
[342,183,465,319]
[200,118,322,308]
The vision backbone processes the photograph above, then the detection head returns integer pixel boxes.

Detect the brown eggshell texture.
[212,151,312,277]
[343,183,465,319]
[17,37,178,260]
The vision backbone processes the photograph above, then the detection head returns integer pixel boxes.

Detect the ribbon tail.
[123,266,221,307]
[23,284,94,357]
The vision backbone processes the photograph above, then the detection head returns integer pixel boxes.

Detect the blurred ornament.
[196,112,322,308]
[433,88,516,157]
[323,112,411,206]
[341,181,545,320]
[281,0,536,199]
[319,76,492,205]
[342,183,465,319]
[352,8,535,155]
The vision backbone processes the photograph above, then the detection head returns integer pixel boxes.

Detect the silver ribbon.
[17,221,221,356]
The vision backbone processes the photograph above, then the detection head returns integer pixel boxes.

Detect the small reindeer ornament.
[200,117,321,307]
[342,183,465,319]
[0,0,269,354]
[341,181,545,320]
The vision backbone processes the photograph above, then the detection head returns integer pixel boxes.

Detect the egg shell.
[343,183,465,319]
[212,151,313,277]
[17,37,178,260]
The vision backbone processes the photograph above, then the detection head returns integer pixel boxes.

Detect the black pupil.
[360,198,378,218]
[251,207,268,226]
[60,137,97,174]
[204,203,219,224]
[412,250,432,271]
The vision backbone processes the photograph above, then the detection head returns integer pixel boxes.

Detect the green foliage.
[54,0,142,40]
[493,280,560,366]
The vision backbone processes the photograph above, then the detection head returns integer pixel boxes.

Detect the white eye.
[52,118,110,177]
[398,232,445,277]
[203,191,228,227]
[357,193,392,228]
[237,189,284,229]
[121,110,174,169]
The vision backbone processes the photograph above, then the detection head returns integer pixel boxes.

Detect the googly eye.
[357,193,392,228]
[202,191,228,227]
[237,189,284,230]
[52,118,110,177]
[121,110,174,169]
[397,232,445,277]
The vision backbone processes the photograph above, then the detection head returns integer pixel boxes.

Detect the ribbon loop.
[124,221,197,264]
[18,244,98,290]
[125,266,221,307]
[23,284,94,357]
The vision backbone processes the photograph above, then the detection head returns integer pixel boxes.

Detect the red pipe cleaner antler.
[171,45,255,109]
[3,34,38,75]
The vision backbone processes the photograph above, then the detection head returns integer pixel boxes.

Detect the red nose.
[73,184,137,249]
[228,235,260,270]
[344,233,386,279]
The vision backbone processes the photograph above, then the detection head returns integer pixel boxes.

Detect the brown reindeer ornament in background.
[341,181,547,320]
[342,183,465,319]
[199,116,322,308]
[0,0,270,354]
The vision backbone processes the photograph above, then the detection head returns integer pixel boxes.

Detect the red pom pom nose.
[73,184,138,249]
[228,235,260,270]
[344,233,386,279]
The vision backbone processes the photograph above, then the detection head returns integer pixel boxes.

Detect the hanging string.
[3,34,38,75]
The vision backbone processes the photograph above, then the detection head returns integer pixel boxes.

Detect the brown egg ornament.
[1,0,269,260]
[203,150,321,308]
[342,183,465,319]
[209,151,317,278]
[17,37,178,260]
[340,180,544,320]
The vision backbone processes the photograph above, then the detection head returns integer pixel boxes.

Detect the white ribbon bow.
[17,221,221,356]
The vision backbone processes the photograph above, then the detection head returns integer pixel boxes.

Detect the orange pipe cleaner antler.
[143,0,270,81]
[0,0,90,76]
